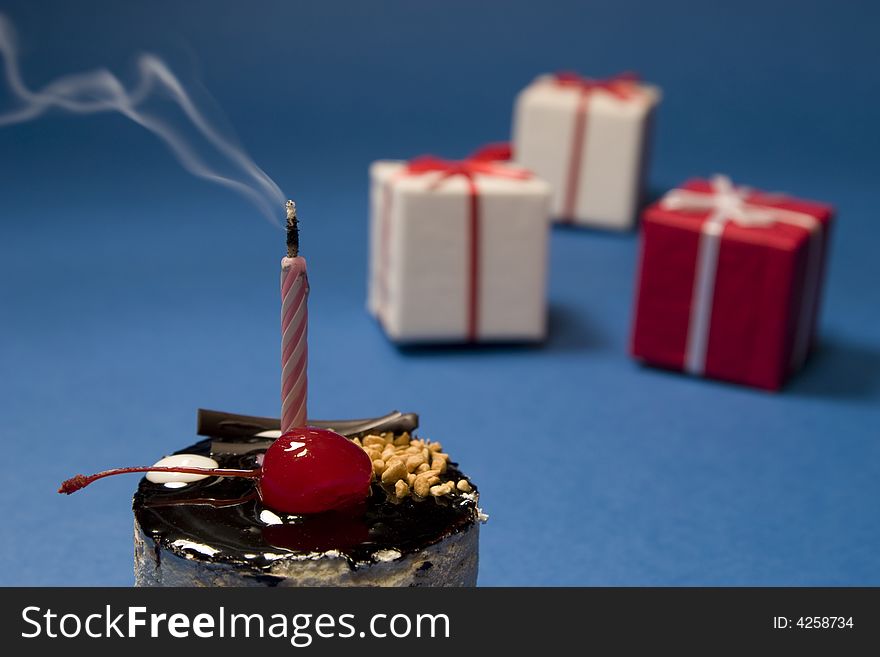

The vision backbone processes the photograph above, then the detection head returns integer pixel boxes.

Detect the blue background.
[1,0,878,586]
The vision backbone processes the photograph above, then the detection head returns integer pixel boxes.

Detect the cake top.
[132,427,481,573]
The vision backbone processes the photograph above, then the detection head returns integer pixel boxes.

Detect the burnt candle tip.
[286,200,299,258]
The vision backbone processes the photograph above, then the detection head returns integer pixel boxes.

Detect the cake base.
[134,520,478,587]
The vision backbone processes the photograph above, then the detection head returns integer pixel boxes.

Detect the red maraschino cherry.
[259,427,372,514]
[58,427,373,515]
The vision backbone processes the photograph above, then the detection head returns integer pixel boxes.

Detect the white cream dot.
[146,453,219,484]
[259,509,283,526]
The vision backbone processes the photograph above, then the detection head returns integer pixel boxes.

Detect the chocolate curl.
[197,408,419,442]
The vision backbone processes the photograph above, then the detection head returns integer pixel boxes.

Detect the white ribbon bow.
[659,175,823,377]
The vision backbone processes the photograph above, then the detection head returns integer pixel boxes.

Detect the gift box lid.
[519,73,661,114]
[644,178,834,251]
[371,159,551,198]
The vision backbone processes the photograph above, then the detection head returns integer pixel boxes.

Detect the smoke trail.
[0,14,285,224]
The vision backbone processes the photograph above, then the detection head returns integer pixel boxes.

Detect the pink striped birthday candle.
[280,200,309,433]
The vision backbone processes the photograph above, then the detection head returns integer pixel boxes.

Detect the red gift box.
[630,176,834,390]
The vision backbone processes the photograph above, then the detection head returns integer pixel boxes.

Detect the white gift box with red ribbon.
[367,155,551,343]
[512,73,660,230]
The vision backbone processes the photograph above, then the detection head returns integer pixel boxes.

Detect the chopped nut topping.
[430,482,454,497]
[363,435,386,448]
[357,431,471,500]
[431,452,448,474]
[381,459,407,485]
[394,480,409,498]
[413,470,441,497]
[405,454,425,473]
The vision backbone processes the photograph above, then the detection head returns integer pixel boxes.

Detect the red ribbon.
[553,72,641,222]
[378,147,530,341]
[468,142,513,163]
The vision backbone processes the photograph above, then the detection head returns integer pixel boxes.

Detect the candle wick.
[286,200,299,258]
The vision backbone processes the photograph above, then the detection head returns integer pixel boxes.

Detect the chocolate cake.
[132,410,484,587]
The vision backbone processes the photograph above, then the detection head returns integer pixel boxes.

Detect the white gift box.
[512,73,660,230]
[367,158,551,343]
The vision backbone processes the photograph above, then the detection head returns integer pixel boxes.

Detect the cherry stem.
[58,466,261,495]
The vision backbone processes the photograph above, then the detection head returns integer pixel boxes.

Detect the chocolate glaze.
[132,432,479,572]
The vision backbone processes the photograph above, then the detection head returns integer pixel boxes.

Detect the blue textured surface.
[1,0,878,586]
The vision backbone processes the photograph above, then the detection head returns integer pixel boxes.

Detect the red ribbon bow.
[553,71,641,98]
[378,146,531,342]
[468,142,513,163]
[405,145,529,184]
